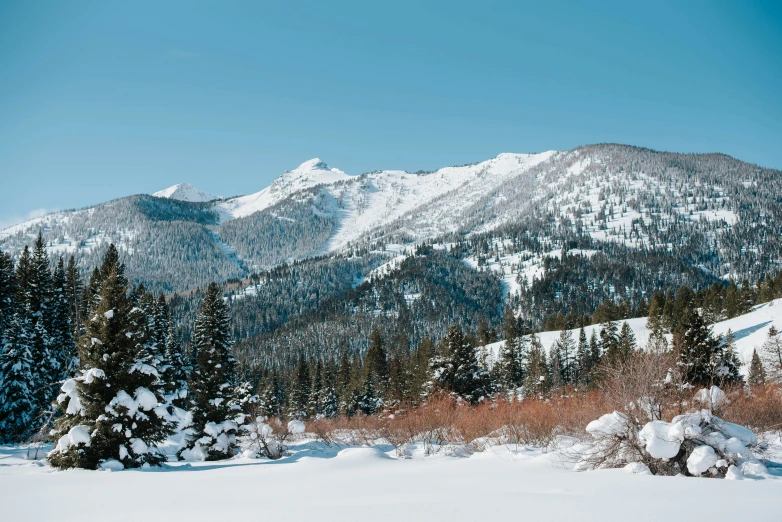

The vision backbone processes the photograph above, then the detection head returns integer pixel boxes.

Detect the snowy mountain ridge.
[1,144,781,292]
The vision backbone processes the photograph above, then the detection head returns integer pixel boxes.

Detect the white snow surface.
[1,437,781,522]
[152,183,217,202]
[687,445,719,476]
[639,420,685,459]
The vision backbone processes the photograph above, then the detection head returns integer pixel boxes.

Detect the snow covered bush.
[237,416,294,460]
[575,394,767,478]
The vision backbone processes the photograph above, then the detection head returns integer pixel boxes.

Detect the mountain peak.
[275,158,351,187]
[153,183,217,202]
[294,158,330,171]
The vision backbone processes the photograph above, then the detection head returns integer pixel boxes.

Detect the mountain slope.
[2,144,781,292]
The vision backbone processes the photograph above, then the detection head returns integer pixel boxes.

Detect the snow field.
[1,436,781,522]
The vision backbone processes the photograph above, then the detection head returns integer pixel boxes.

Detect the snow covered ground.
[1,437,781,522]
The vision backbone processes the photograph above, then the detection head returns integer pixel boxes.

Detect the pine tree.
[50,256,77,380]
[574,327,591,386]
[748,349,766,389]
[618,322,637,360]
[358,375,380,415]
[0,314,38,443]
[549,342,564,389]
[307,359,324,418]
[408,338,434,403]
[446,324,491,403]
[49,259,173,470]
[589,329,601,366]
[319,362,339,418]
[336,351,353,414]
[522,334,550,398]
[761,325,782,384]
[647,322,668,354]
[364,328,390,397]
[180,282,239,461]
[164,323,190,410]
[723,280,742,319]
[16,237,59,416]
[258,369,283,418]
[600,320,622,365]
[677,309,722,387]
[0,250,16,348]
[64,256,83,339]
[289,355,311,419]
[497,336,523,391]
[714,329,742,386]
[553,328,575,384]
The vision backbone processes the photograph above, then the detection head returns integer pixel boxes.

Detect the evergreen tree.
[0,314,37,443]
[600,320,622,365]
[496,334,524,391]
[589,329,601,366]
[618,322,637,360]
[647,322,668,354]
[574,327,591,386]
[748,349,766,389]
[446,324,491,403]
[408,337,434,403]
[358,375,381,415]
[16,237,59,415]
[164,323,190,410]
[549,341,564,389]
[258,369,283,418]
[307,359,324,418]
[677,309,722,387]
[336,351,353,413]
[180,282,239,461]
[364,328,390,397]
[64,256,83,339]
[522,334,551,398]
[49,259,173,470]
[319,362,339,418]
[723,280,742,319]
[0,250,16,347]
[50,256,77,379]
[714,329,742,386]
[761,325,782,384]
[289,355,311,419]
[553,328,575,384]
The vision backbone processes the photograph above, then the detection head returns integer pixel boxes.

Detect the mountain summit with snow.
[217,158,352,220]
[153,183,217,202]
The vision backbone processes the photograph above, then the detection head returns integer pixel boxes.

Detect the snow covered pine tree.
[48,249,173,470]
[179,282,241,461]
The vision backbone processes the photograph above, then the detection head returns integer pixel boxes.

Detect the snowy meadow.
[2,429,781,522]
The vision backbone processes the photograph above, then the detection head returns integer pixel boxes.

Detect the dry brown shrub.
[720,384,782,433]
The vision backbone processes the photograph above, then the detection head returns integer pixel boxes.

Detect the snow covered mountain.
[217,158,351,220]
[1,144,780,292]
[152,183,218,202]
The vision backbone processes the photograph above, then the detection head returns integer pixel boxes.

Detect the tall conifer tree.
[180,282,239,461]
[49,250,173,470]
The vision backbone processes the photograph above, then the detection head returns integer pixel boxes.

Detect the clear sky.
[1,1,780,228]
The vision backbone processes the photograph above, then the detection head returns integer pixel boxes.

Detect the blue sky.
[1,1,780,227]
